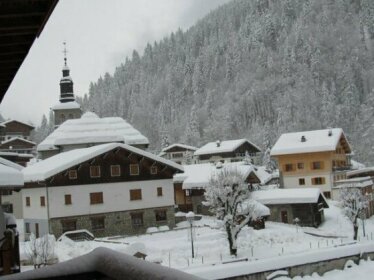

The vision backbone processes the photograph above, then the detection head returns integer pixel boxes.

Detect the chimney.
[216,140,221,147]
[301,136,306,142]
[328,129,333,137]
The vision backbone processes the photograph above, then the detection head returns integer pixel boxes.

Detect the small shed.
[252,188,329,227]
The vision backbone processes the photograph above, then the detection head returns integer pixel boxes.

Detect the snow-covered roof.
[347,167,374,178]
[334,177,373,189]
[0,119,34,128]
[0,152,34,158]
[174,162,268,190]
[4,247,201,280]
[194,139,261,156]
[0,157,24,171]
[350,159,366,170]
[0,163,23,187]
[51,101,81,110]
[37,112,149,152]
[271,128,351,156]
[1,137,36,146]
[252,188,325,205]
[25,142,183,182]
[238,199,270,217]
[161,143,198,153]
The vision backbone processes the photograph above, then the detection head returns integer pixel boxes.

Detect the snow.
[0,137,36,146]
[15,202,374,279]
[51,101,81,110]
[0,151,34,158]
[194,139,261,156]
[37,111,149,152]
[0,163,23,186]
[347,167,374,177]
[12,247,202,280]
[334,177,373,188]
[350,160,366,170]
[252,188,324,205]
[24,142,183,182]
[0,156,24,170]
[0,119,34,128]
[271,128,351,156]
[174,162,273,190]
[162,143,198,152]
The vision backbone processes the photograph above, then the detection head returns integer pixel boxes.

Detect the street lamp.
[186,211,195,258]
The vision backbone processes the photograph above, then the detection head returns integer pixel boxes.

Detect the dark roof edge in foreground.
[1,247,204,280]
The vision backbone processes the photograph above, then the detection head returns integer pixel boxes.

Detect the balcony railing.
[333,165,352,171]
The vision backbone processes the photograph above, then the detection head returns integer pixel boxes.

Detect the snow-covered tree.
[262,147,275,172]
[204,167,265,256]
[339,187,369,240]
[243,151,252,165]
[25,233,56,268]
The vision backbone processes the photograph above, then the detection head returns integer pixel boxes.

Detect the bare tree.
[204,167,266,256]
[339,187,368,240]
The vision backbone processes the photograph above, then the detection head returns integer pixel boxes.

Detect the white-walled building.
[22,143,183,238]
[271,128,352,199]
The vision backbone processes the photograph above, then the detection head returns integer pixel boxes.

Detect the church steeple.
[59,42,75,103]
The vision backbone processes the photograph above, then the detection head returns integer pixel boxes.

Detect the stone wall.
[222,252,374,280]
[50,206,175,238]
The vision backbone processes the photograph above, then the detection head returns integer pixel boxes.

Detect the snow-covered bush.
[25,233,56,268]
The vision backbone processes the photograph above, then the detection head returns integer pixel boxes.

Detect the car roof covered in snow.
[194,139,261,156]
[24,143,183,182]
[271,128,351,156]
[37,112,149,151]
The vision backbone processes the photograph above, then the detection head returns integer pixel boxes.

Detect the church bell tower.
[52,42,82,128]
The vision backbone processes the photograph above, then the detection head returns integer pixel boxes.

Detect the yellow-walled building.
[271,128,352,199]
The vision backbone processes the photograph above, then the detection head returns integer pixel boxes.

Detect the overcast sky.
[0,0,230,126]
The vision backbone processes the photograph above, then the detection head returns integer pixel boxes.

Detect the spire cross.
[62,41,68,65]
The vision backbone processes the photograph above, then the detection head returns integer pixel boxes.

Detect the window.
[61,219,77,233]
[130,164,139,175]
[110,165,121,177]
[312,177,325,185]
[151,166,158,175]
[312,161,323,170]
[2,203,13,213]
[131,213,143,226]
[171,152,183,158]
[130,189,142,201]
[297,163,304,169]
[90,192,103,204]
[91,217,105,230]
[69,170,77,180]
[284,164,295,172]
[155,210,167,222]
[90,166,101,178]
[26,197,30,207]
[299,178,305,185]
[25,222,30,233]
[40,196,45,207]
[157,187,163,197]
[65,194,72,205]
[323,191,331,199]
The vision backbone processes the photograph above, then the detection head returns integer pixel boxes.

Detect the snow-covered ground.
[18,201,374,278]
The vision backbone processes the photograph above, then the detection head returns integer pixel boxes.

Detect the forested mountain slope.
[79,0,374,164]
